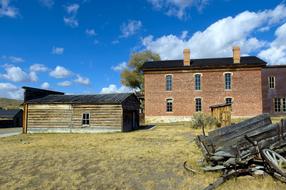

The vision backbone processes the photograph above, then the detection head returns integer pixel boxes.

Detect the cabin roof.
[0,109,22,119]
[26,93,136,104]
[143,56,267,71]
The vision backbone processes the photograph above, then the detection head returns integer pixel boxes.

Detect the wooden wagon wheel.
[261,149,286,177]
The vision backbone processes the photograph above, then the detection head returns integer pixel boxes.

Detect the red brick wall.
[262,67,286,115]
[144,68,264,118]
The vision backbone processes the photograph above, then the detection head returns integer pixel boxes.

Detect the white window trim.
[82,112,90,127]
[165,98,174,113]
[165,74,173,91]
[194,97,203,112]
[224,72,233,91]
[194,73,202,91]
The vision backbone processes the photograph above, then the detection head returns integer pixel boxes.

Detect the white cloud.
[66,3,79,14]
[49,66,71,78]
[1,55,24,63]
[0,0,19,18]
[1,65,31,82]
[85,29,96,36]
[0,83,23,99]
[29,64,48,72]
[52,46,64,55]
[112,62,127,72]
[58,81,72,87]
[142,4,286,60]
[41,82,50,89]
[64,17,79,28]
[120,20,142,38]
[258,22,286,65]
[100,84,132,94]
[64,4,80,28]
[147,0,208,19]
[39,0,54,8]
[29,72,38,82]
[74,74,90,85]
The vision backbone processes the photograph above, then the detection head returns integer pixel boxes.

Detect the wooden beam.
[22,103,28,134]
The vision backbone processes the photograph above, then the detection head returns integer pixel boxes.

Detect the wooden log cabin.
[22,87,140,133]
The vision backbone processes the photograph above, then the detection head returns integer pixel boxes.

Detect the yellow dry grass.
[0,124,285,190]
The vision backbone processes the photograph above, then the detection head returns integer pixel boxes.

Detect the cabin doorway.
[123,110,138,132]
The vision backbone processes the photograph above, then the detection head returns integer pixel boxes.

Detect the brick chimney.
[233,46,240,64]
[183,48,190,66]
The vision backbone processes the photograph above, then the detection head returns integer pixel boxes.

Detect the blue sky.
[0,0,286,99]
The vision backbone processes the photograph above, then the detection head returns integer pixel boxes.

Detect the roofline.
[22,86,64,94]
[143,64,266,72]
[265,64,286,68]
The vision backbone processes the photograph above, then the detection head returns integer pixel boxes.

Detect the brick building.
[143,47,286,123]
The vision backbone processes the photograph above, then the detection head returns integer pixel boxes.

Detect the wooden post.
[22,103,28,134]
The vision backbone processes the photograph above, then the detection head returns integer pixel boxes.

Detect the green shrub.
[191,112,220,129]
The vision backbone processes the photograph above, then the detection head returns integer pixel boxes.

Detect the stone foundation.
[28,127,121,134]
[145,116,193,124]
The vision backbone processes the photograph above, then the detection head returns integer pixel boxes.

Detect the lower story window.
[274,98,286,113]
[166,99,173,112]
[82,113,90,125]
[195,98,202,112]
[225,98,233,104]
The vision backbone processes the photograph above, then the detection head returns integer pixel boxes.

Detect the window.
[268,76,275,89]
[195,98,202,112]
[195,74,201,90]
[225,73,232,90]
[166,99,173,112]
[274,98,286,113]
[166,75,172,91]
[82,113,90,125]
[225,98,233,104]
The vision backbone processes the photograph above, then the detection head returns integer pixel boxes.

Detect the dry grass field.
[0,123,285,190]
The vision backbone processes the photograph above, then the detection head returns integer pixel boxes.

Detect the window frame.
[225,97,233,105]
[195,97,202,112]
[165,74,173,91]
[166,98,173,113]
[283,98,286,112]
[224,72,232,90]
[194,73,202,91]
[274,98,282,113]
[82,112,90,126]
[268,76,276,89]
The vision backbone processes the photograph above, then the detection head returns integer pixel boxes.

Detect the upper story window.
[224,73,232,90]
[225,97,233,104]
[195,98,202,112]
[166,99,173,112]
[268,76,275,89]
[194,74,201,90]
[166,75,172,91]
[82,113,90,125]
[274,98,286,113]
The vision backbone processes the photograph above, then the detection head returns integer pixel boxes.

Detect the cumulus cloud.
[258,23,286,65]
[120,20,142,38]
[49,66,71,78]
[142,4,286,60]
[1,65,31,82]
[100,84,132,94]
[41,82,50,89]
[0,83,23,99]
[85,29,96,36]
[74,74,90,85]
[64,4,80,28]
[39,0,54,8]
[111,62,127,72]
[52,46,64,55]
[0,0,19,18]
[147,0,208,19]
[58,81,72,87]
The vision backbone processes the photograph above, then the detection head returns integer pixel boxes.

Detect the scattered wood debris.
[196,114,286,190]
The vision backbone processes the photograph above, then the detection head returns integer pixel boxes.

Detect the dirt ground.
[0,124,285,190]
